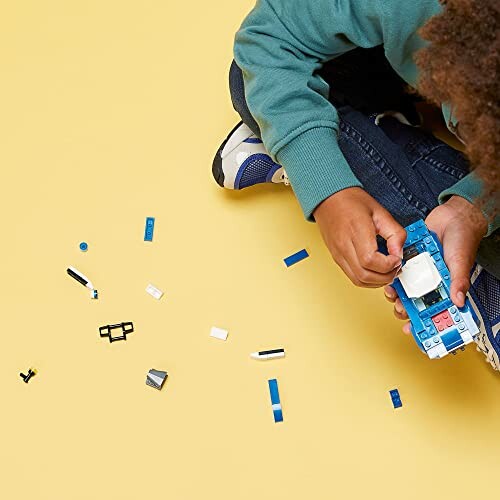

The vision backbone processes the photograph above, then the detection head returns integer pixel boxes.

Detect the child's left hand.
[384,195,488,334]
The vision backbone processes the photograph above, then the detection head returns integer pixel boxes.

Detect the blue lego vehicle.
[391,220,480,359]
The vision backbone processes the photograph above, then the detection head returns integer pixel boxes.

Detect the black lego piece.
[99,322,134,343]
[20,369,36,383]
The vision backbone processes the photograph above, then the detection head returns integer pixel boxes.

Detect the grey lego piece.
[146,369,168,390]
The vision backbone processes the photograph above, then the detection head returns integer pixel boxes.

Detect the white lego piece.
[426,342,448,359]
[250,349,285,360]
[146,284,164,300]
[399,252,442,298]
[462,301,480,336]
[460,330,474,344]
[210,326,229,341]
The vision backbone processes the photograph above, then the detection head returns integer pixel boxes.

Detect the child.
[212,0,500,368]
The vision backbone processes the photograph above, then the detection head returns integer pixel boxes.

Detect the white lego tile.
[427,343,448,359]
[146,284,164,300]
[460,331,473,344]
[210,326,229,341]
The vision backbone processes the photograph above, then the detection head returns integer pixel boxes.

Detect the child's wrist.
[445,195,488,237]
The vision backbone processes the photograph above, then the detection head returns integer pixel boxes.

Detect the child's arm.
[234,0,438,286]
[234,0,438,220]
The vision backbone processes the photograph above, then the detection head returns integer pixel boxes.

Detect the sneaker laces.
[476,337,500,371]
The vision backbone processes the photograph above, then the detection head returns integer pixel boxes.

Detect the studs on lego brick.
[144,217,155,242]
[79,242,88,251]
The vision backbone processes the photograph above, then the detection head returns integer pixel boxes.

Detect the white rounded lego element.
[399,252,442,298]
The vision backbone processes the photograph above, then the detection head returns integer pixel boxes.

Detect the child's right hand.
[314,187,406,287]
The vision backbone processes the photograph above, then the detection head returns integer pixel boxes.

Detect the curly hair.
[416,0,499,213]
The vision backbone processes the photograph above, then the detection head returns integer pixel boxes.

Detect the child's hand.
[314,187,406,287]
[384,285,411,334]
[384,195,487,335]
[425,195,488,307]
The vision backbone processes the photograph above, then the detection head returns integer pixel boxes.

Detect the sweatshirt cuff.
[438,172,499,237]
[276,127,362,220]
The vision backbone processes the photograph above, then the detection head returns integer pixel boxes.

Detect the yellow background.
[1,2,499,499]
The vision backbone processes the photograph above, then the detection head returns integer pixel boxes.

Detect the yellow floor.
[1,2,499,499]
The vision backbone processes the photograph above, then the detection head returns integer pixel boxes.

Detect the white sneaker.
[469,264,500,371]
[212,122,289,189]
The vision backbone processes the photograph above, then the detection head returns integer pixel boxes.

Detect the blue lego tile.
[442,328,463,351]
[273,408,283,423]
[144,217,155,242]
[284,249,309,267]
[268,379,283,423]
[389,389,402,409]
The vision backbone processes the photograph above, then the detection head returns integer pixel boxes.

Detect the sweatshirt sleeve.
[233,0,385,219]
[438,172,500,237]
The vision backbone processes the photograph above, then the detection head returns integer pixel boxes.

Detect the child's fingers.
[402,322,412,335]
[393,299,408,320]
[351,220,401,274]
[346,241,399,286]
[336,255,384,288]
[384,285,397,302]
[373,209,406,259]
[441,229,474,307]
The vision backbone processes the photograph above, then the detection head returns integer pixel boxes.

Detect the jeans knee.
[228,60,261,136]
[229,61,246,116]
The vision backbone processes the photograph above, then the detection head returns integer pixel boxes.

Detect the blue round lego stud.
[79,242,88,252]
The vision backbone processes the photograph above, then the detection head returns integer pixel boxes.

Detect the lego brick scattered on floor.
[251,348,285,360]
[210,326,229,341]
[268,378,283,423]
[146,369,168,390]
[146,284,164,300]
[79,242,88,252]
[284,249,309,268]
[20,368,36,383]
[67,266,98,299]
[144,217,155,242]
[389,389,402,409]
[99,322,134,343]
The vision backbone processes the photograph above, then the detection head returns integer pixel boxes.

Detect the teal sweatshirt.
[233,0,499,242]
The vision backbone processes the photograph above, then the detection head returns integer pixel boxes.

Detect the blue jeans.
[228,54,500,361]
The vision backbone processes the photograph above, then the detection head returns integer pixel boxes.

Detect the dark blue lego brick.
[284,249,309,267]
[144,217,155,242]
[389,389,402,409]
[442,328,463,351]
